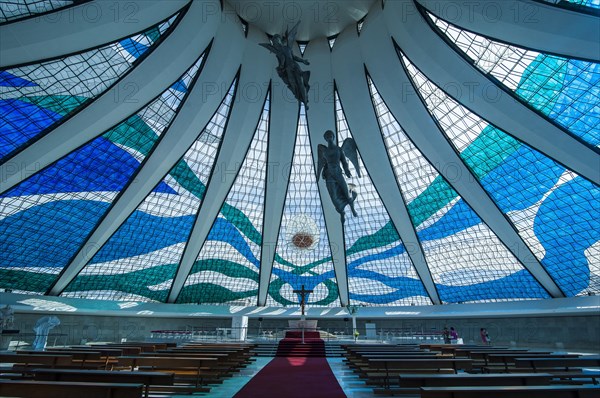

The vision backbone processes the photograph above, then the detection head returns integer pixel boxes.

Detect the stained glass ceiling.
[0,0,598,308]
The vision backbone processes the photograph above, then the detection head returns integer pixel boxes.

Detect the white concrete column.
[47,6,244,295]
[257,78,300,306]
[0,0,220,195]
[385,0,599,185]
[0,0,192,68]
[356,3,565,298]
[231,316,248,341]
[415,0,600,62]
[167,26,271,303]
[332,22,442,304]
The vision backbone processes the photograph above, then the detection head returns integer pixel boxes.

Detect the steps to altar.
[253,331,345,358]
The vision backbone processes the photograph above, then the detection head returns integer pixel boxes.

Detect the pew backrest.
[420,385,600,398]
[0,380,144,398]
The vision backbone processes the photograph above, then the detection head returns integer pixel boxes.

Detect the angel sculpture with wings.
[317,130,361,224]
[259,21,310,109]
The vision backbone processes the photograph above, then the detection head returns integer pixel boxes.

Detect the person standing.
[442,327,451,344]
[480,328,491,345]
[449,327,459,343]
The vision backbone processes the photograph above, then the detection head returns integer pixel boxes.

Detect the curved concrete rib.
[256,88,299,306]
[0,0,191,68]
[415,0,600,62]
[0,0,221,195]
[386,1,599,186]
[332,22,442,305]
[361,2,564,298]
[167,26,271,303]
[47,6,244,295]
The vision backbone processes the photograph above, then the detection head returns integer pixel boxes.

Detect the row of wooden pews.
[429,344,600,383]
[0,341,256,397]
[342,343,600,397]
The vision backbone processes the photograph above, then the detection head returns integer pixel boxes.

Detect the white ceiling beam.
[415,0,600,62]
[47,7,244,295]
[304,37,350,307]
[364,1,565,298]
[256,76,300,306]
[386,0,599,185]
[0,0,191,68]
[167,26,271,303]
[332,22,442,305]
[0,0,220,195]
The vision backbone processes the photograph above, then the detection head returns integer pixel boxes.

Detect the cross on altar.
[293,285,313,316]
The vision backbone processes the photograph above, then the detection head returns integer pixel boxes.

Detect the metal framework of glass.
[268,106,340,307]
[0,1,597,307]
[429,13,600,148]
[0,0,75,22]
[60,56,206,302]
[369,75,551,303]
[541,0,599,8]
[0,53,204,297]
[176,95,270,305]
[0,13,177,161]
[63,77,236,302]
[400,51,599,297]
[336,93,432,306]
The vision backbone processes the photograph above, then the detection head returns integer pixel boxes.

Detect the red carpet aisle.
[233,333,346,398]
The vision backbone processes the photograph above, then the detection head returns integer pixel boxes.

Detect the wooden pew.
[146,351,244,373]
[453,348,528,356]
[344,347,423,353]
[514,356,600,383]
[48,346,125,357]
[347,354,440,374]
[178,343,256,357]
[14,350,106,369]
[0,353,75,376]
[344,350,436,364]
[32,368,175,398]
[420,344,493,352]
[486,353,581,372]
[90,343,156,355]
[367,358,473,389]
[99,342,172,352]
[374,373,554,395]
[514,356,600,372]
[342,346,428,365]
[116,356,218,387]
[0,380,144,398]
[47,347,124,369]
[68,345,142,356]
[436,345,509,354]
[420,384,600,398]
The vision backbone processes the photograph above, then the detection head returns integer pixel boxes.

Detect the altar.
[288,319,318,331]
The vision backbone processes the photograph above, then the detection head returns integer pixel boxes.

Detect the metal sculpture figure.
[317,130,361,223]
[259,21,310,109]
[32,315,60,351]
[0,305,14,330]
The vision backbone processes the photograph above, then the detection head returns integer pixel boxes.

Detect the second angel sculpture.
[317,130,361,224]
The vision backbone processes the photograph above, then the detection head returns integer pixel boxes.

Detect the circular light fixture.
[287,214,320,251]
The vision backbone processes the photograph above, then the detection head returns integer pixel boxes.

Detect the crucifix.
[293,284,313,317]
[293,284,313,343]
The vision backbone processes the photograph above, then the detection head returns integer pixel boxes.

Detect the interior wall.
[6,312,598,352]
[6,313,230,346]
[338,316,600,352]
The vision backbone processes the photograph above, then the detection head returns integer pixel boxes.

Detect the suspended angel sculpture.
[259,21,311,109]
[317,130,361,224]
